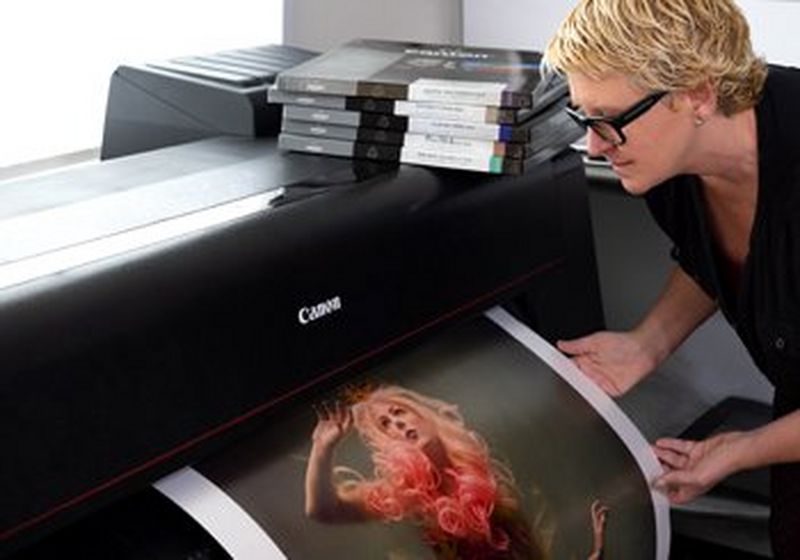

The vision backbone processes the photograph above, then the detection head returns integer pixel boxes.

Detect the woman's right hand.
[311,401,353,450]
[306,401,367,522]
[557,330,660,396]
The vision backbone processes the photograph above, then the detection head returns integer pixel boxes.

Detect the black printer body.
[1,45,603,555]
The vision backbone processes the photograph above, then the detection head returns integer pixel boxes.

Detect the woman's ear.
[686,79,718,122]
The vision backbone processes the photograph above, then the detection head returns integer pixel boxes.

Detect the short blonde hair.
[543,0,767,115]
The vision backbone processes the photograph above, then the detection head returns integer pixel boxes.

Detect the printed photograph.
[157,309,668,559]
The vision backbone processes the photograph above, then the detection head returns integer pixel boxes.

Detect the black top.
[645,65,800,415]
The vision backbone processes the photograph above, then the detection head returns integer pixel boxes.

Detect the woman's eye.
[379,417,391,429]
[389,406,405,416]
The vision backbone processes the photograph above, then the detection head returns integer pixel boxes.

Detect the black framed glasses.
[565,91,668,146]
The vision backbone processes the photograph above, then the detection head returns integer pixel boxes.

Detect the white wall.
[0,1,283,168]
[284,0,462,51]
[463,0,572,51]
[738,0,800,65]
[464,0,800,64]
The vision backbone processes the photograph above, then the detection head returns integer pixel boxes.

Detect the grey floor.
[585,171,774,559]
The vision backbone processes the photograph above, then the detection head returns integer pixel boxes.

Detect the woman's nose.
[394,420,406,431]
[585,128,615,158]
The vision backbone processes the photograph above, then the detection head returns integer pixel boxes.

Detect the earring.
[694,116,705,127]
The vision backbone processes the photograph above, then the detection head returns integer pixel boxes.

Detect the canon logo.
[298,296,342,325]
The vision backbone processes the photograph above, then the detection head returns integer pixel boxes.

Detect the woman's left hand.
[651,431,746,503]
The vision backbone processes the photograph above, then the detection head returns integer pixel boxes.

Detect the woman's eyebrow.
[570,95,617,117]
[576,102,611,117]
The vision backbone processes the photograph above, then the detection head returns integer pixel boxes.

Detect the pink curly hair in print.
[341,386,519,554]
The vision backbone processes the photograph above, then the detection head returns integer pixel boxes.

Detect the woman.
[543,0,800,557]
[304,385,607,559]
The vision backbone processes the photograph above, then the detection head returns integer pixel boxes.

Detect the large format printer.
[0,46,603,556]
